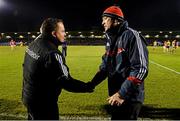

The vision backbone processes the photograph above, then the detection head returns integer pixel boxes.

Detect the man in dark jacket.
[88,6,148,120]
[22,18,92,120]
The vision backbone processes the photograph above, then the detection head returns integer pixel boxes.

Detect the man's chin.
[104,29,108,32]
[60,40,65,43]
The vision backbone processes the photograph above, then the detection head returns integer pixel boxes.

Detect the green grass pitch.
[0,46,180,119]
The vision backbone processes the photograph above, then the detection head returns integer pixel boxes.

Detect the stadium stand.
[0,31,180,46]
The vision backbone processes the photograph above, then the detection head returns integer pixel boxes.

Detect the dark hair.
[41,18,63,36]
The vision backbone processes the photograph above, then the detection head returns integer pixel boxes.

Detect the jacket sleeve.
[127,31,148,81]
[117,30,148,98]
[90,53,108,87]
[48,52,93,92]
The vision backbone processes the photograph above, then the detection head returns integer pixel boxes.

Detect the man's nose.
[102,21,105,26]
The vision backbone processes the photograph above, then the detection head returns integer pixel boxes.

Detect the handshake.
[74,70,106,93]
[84,81,96,93]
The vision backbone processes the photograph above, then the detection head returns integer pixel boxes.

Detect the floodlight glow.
[32,35,36,38]
[6,35,11,39]
[0,0,6,8]
[165,35,168,38]
[145,35,150,38]
[159,31,163,33]
[19,35,24,38]
[68,35,71,38]
[91,34,94,37]
[176,35,180,38]
[155,35,159,38]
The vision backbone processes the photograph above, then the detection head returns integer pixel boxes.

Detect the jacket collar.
[106,20,128,36]
[41,33,62,48]
[105,21,128,46]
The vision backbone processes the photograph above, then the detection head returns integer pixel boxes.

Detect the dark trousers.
[27,102,59,120]
[110,101,142,120]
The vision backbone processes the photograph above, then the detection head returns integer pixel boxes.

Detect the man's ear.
[51,31,56,38]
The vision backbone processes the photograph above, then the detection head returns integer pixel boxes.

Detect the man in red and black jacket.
[22,18,93,120]
[88,6,148,120]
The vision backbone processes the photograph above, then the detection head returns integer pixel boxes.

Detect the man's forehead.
[102,16,111,20]
[57,22,64,27]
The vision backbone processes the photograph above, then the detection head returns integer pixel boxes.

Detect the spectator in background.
[22,18,93,120]
[163,40,167,52]
[87,6,148,120]
[9,39,16,50]
[176,41,179,48]
[171,39,176,53]
[153,40,157,50]
[19,40,24,47]
[166,40,171,52]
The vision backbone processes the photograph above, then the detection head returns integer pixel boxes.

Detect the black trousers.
[110,101,142,120]
[27,102,59,120]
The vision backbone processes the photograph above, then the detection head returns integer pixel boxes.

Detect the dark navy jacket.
[91,21,148,103]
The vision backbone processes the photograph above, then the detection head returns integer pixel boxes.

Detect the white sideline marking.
[0,113,26,118]
[150,60,180,75]
[0,113,111,120]
[0,113,159,120]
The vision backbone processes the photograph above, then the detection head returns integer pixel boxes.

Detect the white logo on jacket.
[106,42,110,47]
[54,53,68,77]
[26,48,40,60]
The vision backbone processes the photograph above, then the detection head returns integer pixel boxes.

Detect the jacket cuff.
[127,76,142,85]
